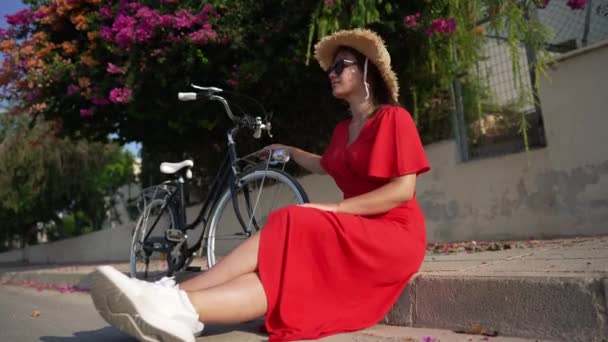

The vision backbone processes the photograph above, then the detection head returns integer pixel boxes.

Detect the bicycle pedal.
[185,266,201,272]
[165,229,185,242]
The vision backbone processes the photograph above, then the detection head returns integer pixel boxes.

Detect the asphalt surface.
[0,285,544,342]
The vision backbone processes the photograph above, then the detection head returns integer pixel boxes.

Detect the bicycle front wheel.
[206,168,308,268]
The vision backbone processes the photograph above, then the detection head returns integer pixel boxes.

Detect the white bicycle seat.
[160,160,194,174]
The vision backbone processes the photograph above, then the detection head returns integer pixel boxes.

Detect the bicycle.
[130,85,309,280]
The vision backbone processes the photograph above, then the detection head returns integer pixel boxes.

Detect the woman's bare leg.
[187,272,267,324]
[179,231,261,292]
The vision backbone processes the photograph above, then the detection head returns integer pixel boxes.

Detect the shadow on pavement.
[39,322,267,341]
[40,327,133,341]
[203,319,267,337]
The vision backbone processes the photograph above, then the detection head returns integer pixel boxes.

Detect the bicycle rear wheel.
[130,199,182,280]
[205,168,308,268]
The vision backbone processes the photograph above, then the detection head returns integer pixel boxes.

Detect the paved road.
[0,285,132,342]
[0,285,546,342]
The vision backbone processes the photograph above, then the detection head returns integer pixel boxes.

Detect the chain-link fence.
[458,0,608,160]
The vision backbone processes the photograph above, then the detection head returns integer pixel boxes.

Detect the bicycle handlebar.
[177,84,273,139]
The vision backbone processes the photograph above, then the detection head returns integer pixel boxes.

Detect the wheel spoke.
[206,169,307,268]
[130,199,179,280]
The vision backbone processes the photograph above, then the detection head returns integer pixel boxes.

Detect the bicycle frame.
[141,123,264,261]
[135,87,284,275]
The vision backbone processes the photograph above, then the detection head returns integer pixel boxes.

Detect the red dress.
[258,105,430,341]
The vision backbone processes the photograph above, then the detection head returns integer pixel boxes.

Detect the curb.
[385,274,608,341]
[2,270,607,341]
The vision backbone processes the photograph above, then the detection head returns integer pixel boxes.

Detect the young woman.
[90,28,430,342]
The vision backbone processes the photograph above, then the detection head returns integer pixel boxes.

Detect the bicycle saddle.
[160,160,194,174]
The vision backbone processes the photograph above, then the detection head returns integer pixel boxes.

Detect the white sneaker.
[90,266,204,342]
[131,275,205,336]
[132,276,177,289]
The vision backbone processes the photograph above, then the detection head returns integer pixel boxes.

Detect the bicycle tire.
[205,168,309,268]
[130,198,182,280]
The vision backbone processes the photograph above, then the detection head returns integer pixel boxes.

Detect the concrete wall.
[1,40,607,264]
[0,225,132,264]
[414,40,608,242]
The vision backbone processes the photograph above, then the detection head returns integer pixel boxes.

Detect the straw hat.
[313,28,399,103]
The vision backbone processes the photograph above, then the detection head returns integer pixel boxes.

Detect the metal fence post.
[582,0,593,47]
[450,45,469,162]
[525,5,547,147]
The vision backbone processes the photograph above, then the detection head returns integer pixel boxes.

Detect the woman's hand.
[262,144,327,175]
[299,202,339,212]
[264,144,291,152]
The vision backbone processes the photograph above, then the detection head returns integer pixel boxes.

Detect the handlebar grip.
[178,92,197,101]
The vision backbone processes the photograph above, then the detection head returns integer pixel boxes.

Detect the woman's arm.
[300,173,417,215]
[266,144,327,174]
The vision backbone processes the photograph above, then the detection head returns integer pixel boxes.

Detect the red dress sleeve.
[367,106,430,178]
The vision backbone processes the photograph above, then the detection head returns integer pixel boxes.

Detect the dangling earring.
[363,58,370,100]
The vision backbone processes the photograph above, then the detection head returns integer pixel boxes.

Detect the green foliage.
[0,111,134,247]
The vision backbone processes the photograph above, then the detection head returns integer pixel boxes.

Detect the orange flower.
[78,77,91,88]
[61,41,78,55]
[87,31,97,42]
[25,58,39,69]
[36,42,56,58]
[16,79,27,90]
[32,32,47,42]
[0,71,12,86]
[81,54,98,67]
[72,13,88,31]
[87,0,103,4]
[0,39,16,53]
[40,12,59,26]
[20,44,35,57]
[0,61,14,86]
[56,0,79,15]
[81,87,92,99]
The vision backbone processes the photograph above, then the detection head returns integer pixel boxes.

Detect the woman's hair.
[334,46,398,106]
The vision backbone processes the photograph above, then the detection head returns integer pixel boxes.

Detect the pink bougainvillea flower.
[79,108,93,117]
[106,63,125,74]
[445,18,456,33]
[426,17,457,36]
[111,15,137,48]
[91,97,110,106]
[159,14,174,27]
[109,87,133,103]
[202,3,214,14]
[189,26,217,45]
[173,10,196,29]
[100,6,113,19]
[404,12,421,29]
[67,84,80,95]
[567,0,587,10]
[5,9,36,26]
[324,0,335,6]
[99,26,113,41]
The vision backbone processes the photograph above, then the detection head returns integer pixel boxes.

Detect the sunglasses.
[326,59,357,76]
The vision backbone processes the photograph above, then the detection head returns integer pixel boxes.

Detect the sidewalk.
[2,235,608,341]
